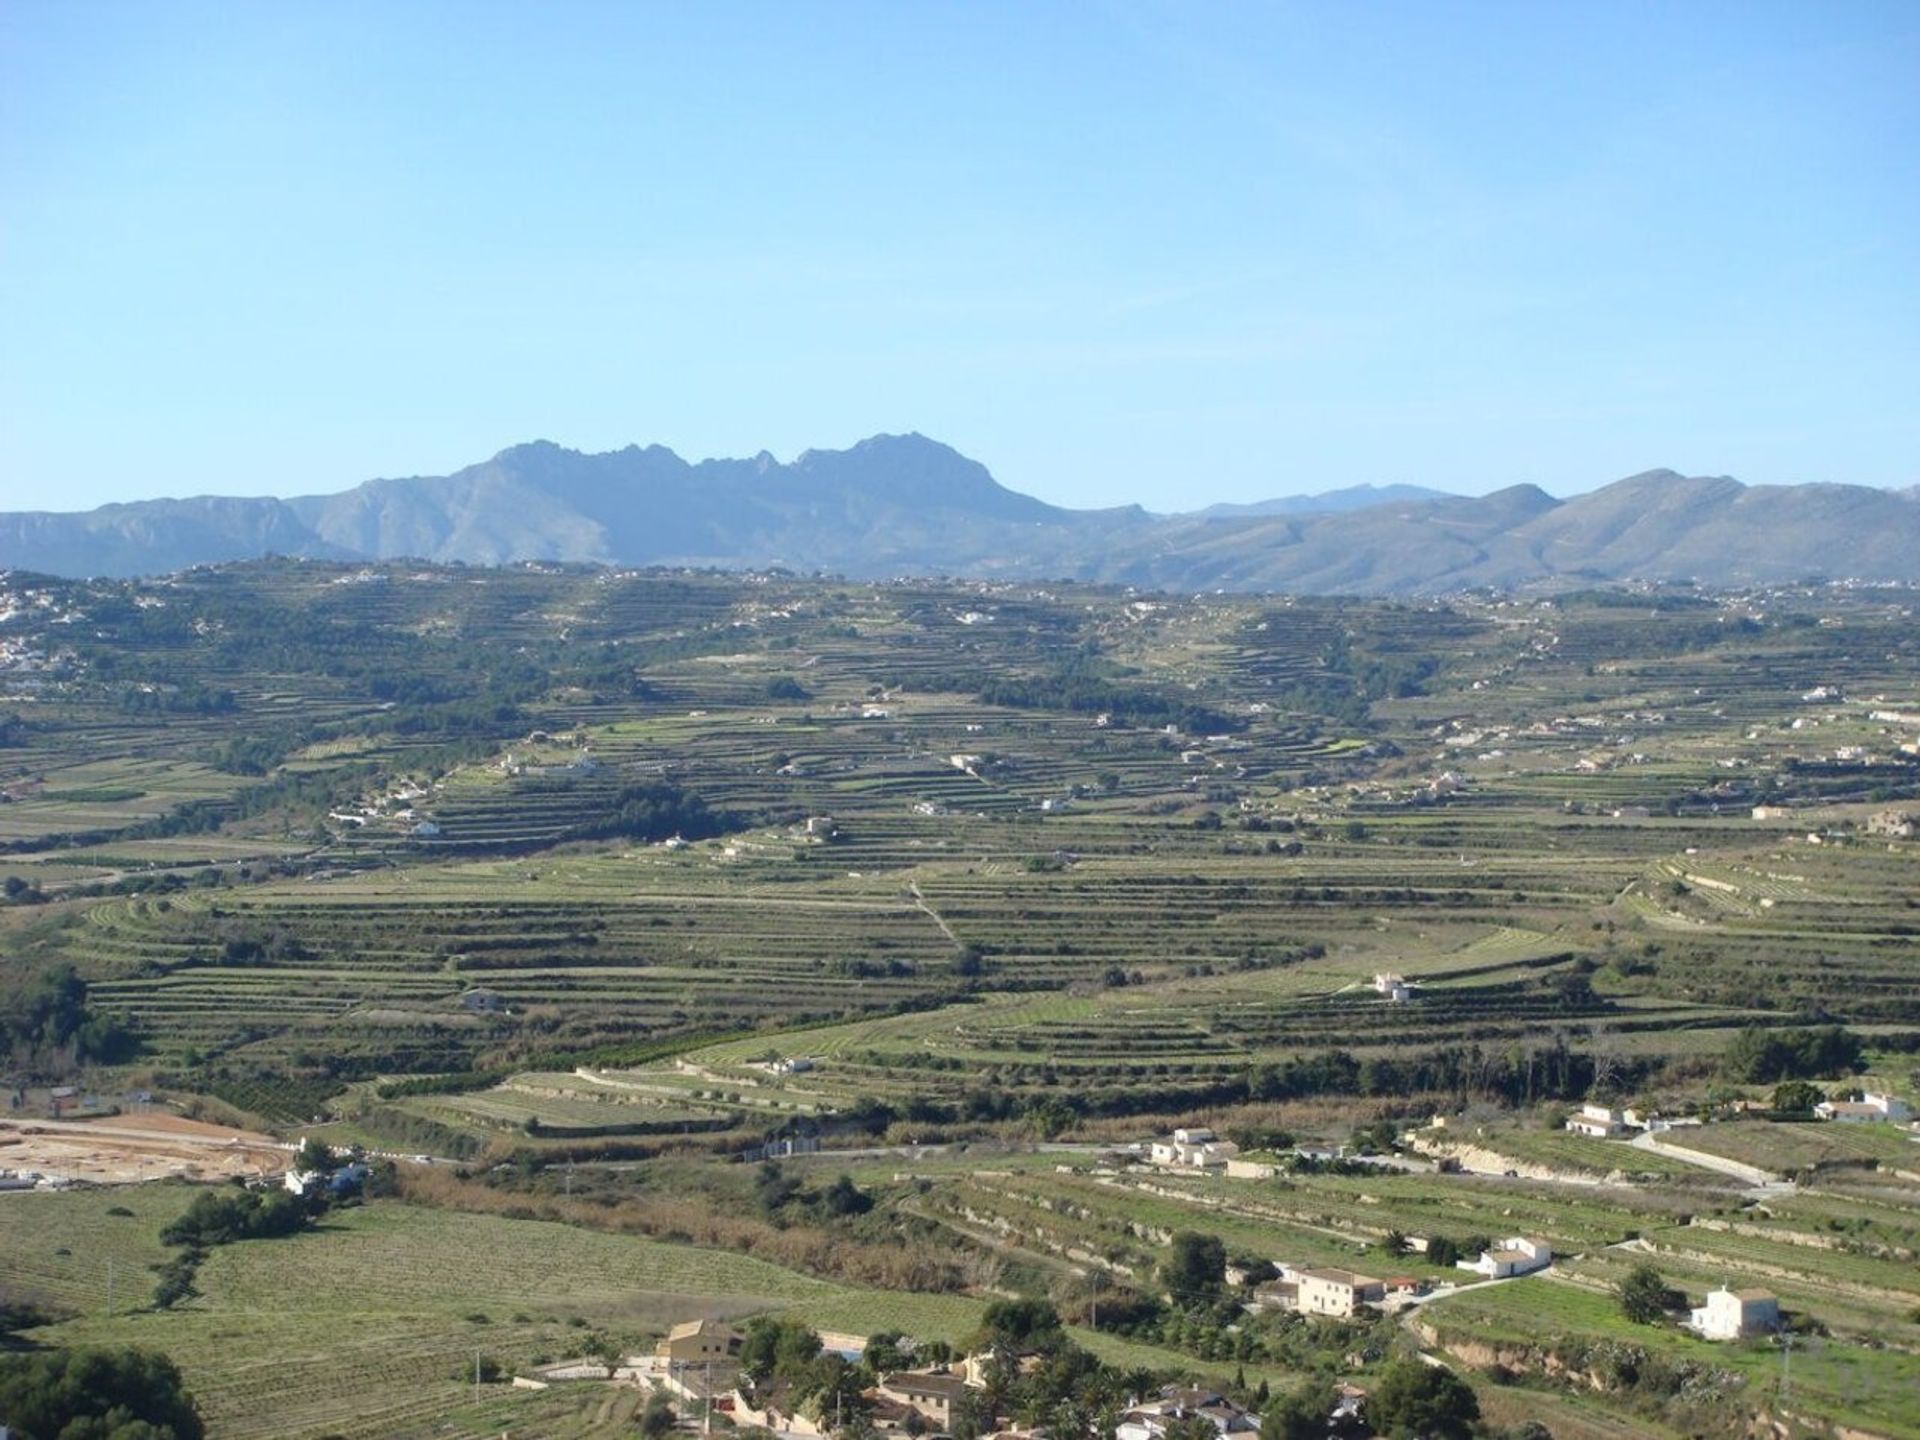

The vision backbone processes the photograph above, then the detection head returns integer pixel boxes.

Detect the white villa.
[1565,1102,1626,1138]
[1372,972,1415,1002]
[1814,1091,1912,1124]
[1459,1236,1551,1279]
[1689,1286,1779,1341]
[1149,1127,1240,1169]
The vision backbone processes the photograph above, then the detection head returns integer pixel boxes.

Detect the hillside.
[5,437,1917,592]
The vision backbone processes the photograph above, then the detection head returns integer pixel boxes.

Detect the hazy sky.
[3,2,1916,513]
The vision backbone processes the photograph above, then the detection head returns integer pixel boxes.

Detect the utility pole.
[704,1360,712,1435]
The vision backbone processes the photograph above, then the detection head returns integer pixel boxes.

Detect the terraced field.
[7,565,1920,1438]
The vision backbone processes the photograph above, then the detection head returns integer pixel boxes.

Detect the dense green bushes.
[0,1346,204,1440]
[1722,1025,1863,1083]
[0,965,137,1069]
[151,1185,325,1309]
[564,780,739,845]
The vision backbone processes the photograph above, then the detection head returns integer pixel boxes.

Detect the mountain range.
[3,434,1916,593]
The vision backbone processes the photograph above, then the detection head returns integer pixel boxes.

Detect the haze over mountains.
[3,434,1916,593]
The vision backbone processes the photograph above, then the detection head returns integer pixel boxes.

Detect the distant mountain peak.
[1191,481,1457,520]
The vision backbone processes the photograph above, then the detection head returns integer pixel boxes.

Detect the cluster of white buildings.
[1148,1127,1240,1169]
[1116,1386,1263,1440]
[1564,1102,1695,1138]
[519,1320,1280,1440]
[1571,1089,1912,1135]
[1814,1091,1912,1124]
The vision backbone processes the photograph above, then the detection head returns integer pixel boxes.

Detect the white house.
[1689,1286,1779,1340]
[1459,1237,1551,1279]
[1149,1127,1240,1169]
[284,1161,369,1198]
[1815,1092,1912,1123]
[1295,1267,1384,1319]
[1565,1102,1626,1138]
[1370,970,1414,1002]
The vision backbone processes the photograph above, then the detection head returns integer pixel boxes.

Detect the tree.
[862,1331,910,1378]
[806,1354,872,1430]
[1771,1080,1823,1114]
[1425,1236,1461,1268]
[1163,1231,1226,1305]
[821,1174,873,1218]
[294,1138,335,1175]
[1618,1263,1669,1325]
[738,1317,823,1387]
[971,1297,1064,1354]
[1723,1025,1862,1083]
[639,1390,677,1439]
[0,1286,61,1340]
[0,1346,205,1440]
[1259,1377,1337,1440]
[948,1389,989,1440]
[1364,1359,1479,1440]
[1383,1229,1411,1258]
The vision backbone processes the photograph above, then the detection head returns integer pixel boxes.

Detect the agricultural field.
[5,563,1920,1437]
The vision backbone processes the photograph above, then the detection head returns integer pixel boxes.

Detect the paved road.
[1628,1130,1788,1193]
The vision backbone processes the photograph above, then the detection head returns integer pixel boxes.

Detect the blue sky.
[2,1,1915,513]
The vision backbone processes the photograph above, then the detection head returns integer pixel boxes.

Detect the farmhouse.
[1565,1102,1626,1138]
[877,1370,974,1428]
[1866,809,1917,838]
[1295,1267,1385,1318]
[1148,1127,1240,1169]
[658,1319,741,1363]
[1460,1236,1551,1278]
[1689,1286,1780,1341]
[1815,1091,1912,1123]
